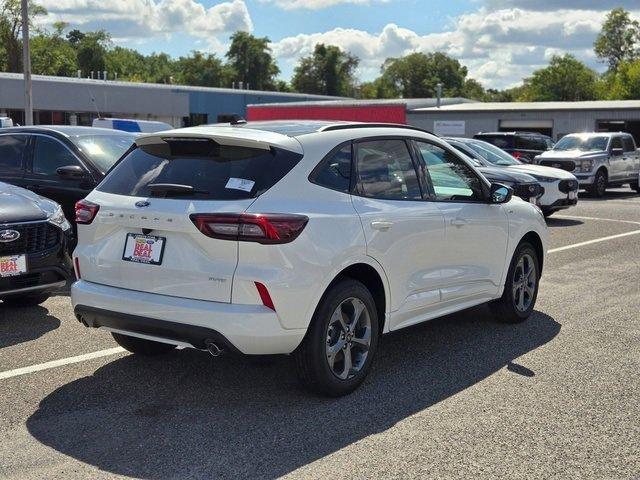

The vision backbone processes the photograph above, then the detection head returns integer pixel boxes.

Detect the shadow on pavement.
[579,189,639,202]
[545,218,583,227]
[27,306,560,479]
[0,305,61,349]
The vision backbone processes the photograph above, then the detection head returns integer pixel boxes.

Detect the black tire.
[1,293,50,307]
[588,170,607,197]
[294,279,379,397]
[111,332,176,356]
[542,209,554,218]
[631,181,640,193]
[490,242,540,323]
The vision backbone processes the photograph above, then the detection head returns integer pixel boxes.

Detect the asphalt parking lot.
[1,189,638,480]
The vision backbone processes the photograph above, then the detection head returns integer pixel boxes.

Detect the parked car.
[0,117,13,128]
[446,137,578,217]
[535,132,640,197]
[0,126,136,223]
[71,121,548,396]
[474,132,554,163]
[443,139,544,204]
[0,181,73,306]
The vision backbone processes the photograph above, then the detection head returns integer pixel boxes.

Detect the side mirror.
[56,165,86,179]
[490,183,513,204]
[611,147,623,157]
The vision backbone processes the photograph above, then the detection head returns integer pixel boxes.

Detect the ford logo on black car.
[0,229,20,242]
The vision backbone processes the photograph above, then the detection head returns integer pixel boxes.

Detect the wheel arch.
[520,231,544,275]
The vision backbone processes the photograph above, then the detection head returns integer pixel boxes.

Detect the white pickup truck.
[535,132,640,197]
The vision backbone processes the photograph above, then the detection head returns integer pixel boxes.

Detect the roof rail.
[320,123,437,136]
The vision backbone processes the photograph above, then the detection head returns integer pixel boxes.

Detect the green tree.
[380,52,471,98]
[594,8,640,71]
[141,52,177,84]
[519,54,598,101]
[357,77,396,99]
[69,29,111,76]
[601,60,640,99]
[460,78,486,101]
[105,46,146,81]
[174,51,234,87]
[0,0,46,72]
[291,44,359,96]
[226,32,279,90]
[30,22,76,76]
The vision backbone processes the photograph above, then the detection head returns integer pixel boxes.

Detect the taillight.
[75,199,100,224]
[511,151,522,160]
[190,213,308,244]
[255,282,275,310]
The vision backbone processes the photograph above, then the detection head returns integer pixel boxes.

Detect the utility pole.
[21,0,33,125]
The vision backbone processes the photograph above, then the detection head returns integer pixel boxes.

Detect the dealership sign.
[433,120,465,135]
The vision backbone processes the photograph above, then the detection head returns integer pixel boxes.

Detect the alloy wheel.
[512,253,536,312]
[325,297,372,380]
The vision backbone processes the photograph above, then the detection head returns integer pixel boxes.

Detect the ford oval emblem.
[0,229,20,243]
[135,201,150,208]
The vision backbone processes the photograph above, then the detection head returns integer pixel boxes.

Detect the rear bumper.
[70,280,307,355]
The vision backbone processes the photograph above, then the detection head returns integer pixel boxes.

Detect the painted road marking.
[548,229,640,253]
[0,347,126,381]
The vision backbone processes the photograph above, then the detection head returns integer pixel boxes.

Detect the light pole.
[21,0,33,125]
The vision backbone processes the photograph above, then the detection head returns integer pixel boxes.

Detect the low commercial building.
[0,72,344,127]
[408,101,640,142]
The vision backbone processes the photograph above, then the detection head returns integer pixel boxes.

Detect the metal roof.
[248,97,477,110]
[0,72,347,100]
[412,100,640,112]
[4,125,137,138]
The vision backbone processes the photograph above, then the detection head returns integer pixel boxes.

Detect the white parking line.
[0,347,126,381]
[549,229,640,253]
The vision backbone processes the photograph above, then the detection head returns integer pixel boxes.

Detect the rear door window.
[515,136,538,150]
[0,135,27,172]
[622,136,635,152]
[98,139,302,200]
[354,139,422,200]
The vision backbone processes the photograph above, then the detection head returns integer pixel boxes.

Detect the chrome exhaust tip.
[205,340,224,357]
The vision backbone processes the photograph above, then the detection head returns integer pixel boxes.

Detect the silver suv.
[535,132,640,197]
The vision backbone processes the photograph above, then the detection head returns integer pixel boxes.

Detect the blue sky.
[36,0,640,89]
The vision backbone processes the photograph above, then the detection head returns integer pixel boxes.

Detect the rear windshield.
[474,135,513,149]
[97,139,302,200]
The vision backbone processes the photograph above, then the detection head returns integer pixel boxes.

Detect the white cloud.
[272,7,640,89]
[38,0,252,40]
[260,0,387,10]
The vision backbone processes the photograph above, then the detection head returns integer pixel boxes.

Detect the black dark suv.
[0,126,135,224]
[474,132,554,163]
[0,182,73,306]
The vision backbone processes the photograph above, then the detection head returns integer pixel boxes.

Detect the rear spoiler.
[135,129,303,154]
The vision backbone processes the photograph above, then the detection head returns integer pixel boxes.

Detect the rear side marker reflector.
[74,257,81,279]
[255,282,275,311]
[190,213,308,244]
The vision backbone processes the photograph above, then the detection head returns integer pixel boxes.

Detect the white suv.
[71,121,548,396]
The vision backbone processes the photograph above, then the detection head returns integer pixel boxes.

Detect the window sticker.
[225,177,255,192]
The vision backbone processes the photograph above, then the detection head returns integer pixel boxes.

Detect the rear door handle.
[450,218,468,227]
[371,221,393,230]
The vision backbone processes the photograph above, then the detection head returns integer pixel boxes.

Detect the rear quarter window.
[97,139,302,200]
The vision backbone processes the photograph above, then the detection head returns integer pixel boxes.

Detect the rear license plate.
[568,191,577,200]
[122,234,166,265]
[0,254,27,277]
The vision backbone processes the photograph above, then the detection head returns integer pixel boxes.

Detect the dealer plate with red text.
[0,254,27,277]
[122,234,166,266]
